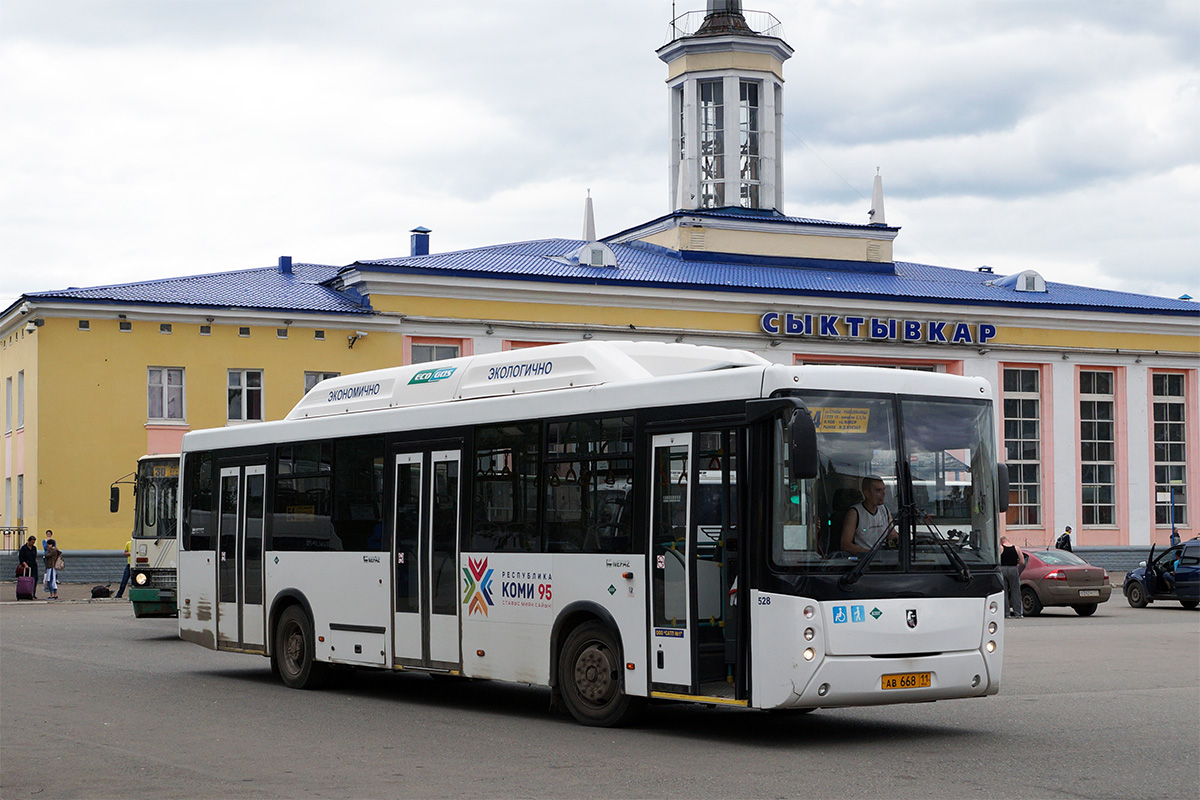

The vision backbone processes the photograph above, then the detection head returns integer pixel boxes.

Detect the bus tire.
[558,621,644,727]
[274,605,329,690]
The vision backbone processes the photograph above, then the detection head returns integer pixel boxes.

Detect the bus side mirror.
[110,486,120,514]
[996,463,1010,513]
[790,409,819,480]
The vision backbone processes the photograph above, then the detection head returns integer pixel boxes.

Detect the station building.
[2,1,1196,554]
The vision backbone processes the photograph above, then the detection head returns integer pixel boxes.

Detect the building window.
[1080,370,1116,526]
[16,371,23,429]
[277,328,288,339]
[228,369,264,421]
[78,320,90,331]
[1153,373,1188,526]
[314,330,325,341]
[160,323,172,334]
[239,327,250,337]
[119,321,132,332]
[148,368,185,421]
[1003,367,1042,526]
[698,79,724,208]
[412,344,459,364]
[4,376,10,433]
[200,325,212,336]
[304,371,340,394]
[16,474,23,523]
[738,80,760,208]
[4,477,10,524]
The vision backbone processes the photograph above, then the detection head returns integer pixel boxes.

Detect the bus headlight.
[134,572,149,586]
[986,640,996,653]
[988,622,997,634]
[803,648,815,661]
[804,628,815,641]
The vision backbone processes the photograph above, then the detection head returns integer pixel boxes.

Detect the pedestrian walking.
[999,536,1025,618]
[18,535,39,599]
[1055,525,1073,551]
[115,539,131,599]
[43,533,63,600]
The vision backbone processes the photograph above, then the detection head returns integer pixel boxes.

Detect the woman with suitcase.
[17,535,38,600]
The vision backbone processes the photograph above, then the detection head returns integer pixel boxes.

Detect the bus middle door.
[215,463,267,653]
[392,447,463,672]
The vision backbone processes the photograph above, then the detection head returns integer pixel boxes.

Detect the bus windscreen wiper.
[840,504,972,587]
[839,513,899,588]
[911,505,972,582]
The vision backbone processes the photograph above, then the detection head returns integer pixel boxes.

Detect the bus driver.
[840,475,896,554]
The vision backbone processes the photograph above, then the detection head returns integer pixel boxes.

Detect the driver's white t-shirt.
[850,502,891,550]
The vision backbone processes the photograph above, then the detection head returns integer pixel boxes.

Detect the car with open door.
[1019,549,1111,616]
[1123,537,1200,610]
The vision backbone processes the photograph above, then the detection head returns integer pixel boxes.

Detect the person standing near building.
[1056,525,1073,551]
[43,533,62,600]
[999,536,1025,618]
[114,539,132,599]
[18,535,39,599]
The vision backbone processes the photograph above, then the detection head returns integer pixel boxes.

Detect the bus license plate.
[1079,589,1099,597]
[881,672,931,690]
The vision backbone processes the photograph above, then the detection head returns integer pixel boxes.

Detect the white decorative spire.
[868,167,886,226]
[582,189,596,241]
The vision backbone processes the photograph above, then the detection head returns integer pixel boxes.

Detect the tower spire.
[868,168,886,227]
[582,189,597,241]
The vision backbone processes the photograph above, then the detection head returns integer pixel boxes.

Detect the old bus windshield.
[773,392,998,573]
[136,460,179,540]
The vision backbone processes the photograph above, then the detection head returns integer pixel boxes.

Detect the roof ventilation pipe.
[411,226,431,257]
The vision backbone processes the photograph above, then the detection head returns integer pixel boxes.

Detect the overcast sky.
[2,0,1197,311]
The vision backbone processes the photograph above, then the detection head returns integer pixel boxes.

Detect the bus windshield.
[135,460,179,540]
[773,392,998,573]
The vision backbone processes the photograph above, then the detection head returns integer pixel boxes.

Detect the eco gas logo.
[463,557,495,617]
[408,366,457,386]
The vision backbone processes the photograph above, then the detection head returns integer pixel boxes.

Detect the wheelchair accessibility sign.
[833,605,866,624]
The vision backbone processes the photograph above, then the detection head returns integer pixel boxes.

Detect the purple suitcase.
[16,564,35,600]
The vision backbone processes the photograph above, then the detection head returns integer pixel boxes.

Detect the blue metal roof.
[24,264,372,315]
[355,239,1199,316]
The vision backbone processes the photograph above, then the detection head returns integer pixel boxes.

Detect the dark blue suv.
[1124,537,1200,609]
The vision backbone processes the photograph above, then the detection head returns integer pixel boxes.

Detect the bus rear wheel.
[274,606,329,689]
[558,621,643,727]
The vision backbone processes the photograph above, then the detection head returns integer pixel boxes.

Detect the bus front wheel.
[274,606,329,690]
[558,621,644,727]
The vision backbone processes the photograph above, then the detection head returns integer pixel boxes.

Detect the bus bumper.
[129,587,177,618]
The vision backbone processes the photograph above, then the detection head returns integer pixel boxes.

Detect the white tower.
[658,1,793,212]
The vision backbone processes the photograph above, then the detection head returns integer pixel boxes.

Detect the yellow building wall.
[31,317,406,550]
[372,295,1200,355]
[1,323,39,541]
[667,51,785,81]
[635,226,894,263]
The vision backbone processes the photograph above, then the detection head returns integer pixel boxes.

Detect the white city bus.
[177,342,1008,726]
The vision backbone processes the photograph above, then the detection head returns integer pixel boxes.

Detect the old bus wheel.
[558,621,643,727]
[274,606,329,690]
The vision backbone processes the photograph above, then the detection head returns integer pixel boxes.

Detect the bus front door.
[215,464,267,653]
[649,430,742,700]
[392,448,463,672]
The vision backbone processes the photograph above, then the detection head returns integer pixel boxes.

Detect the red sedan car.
[1020,549,1112,616]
